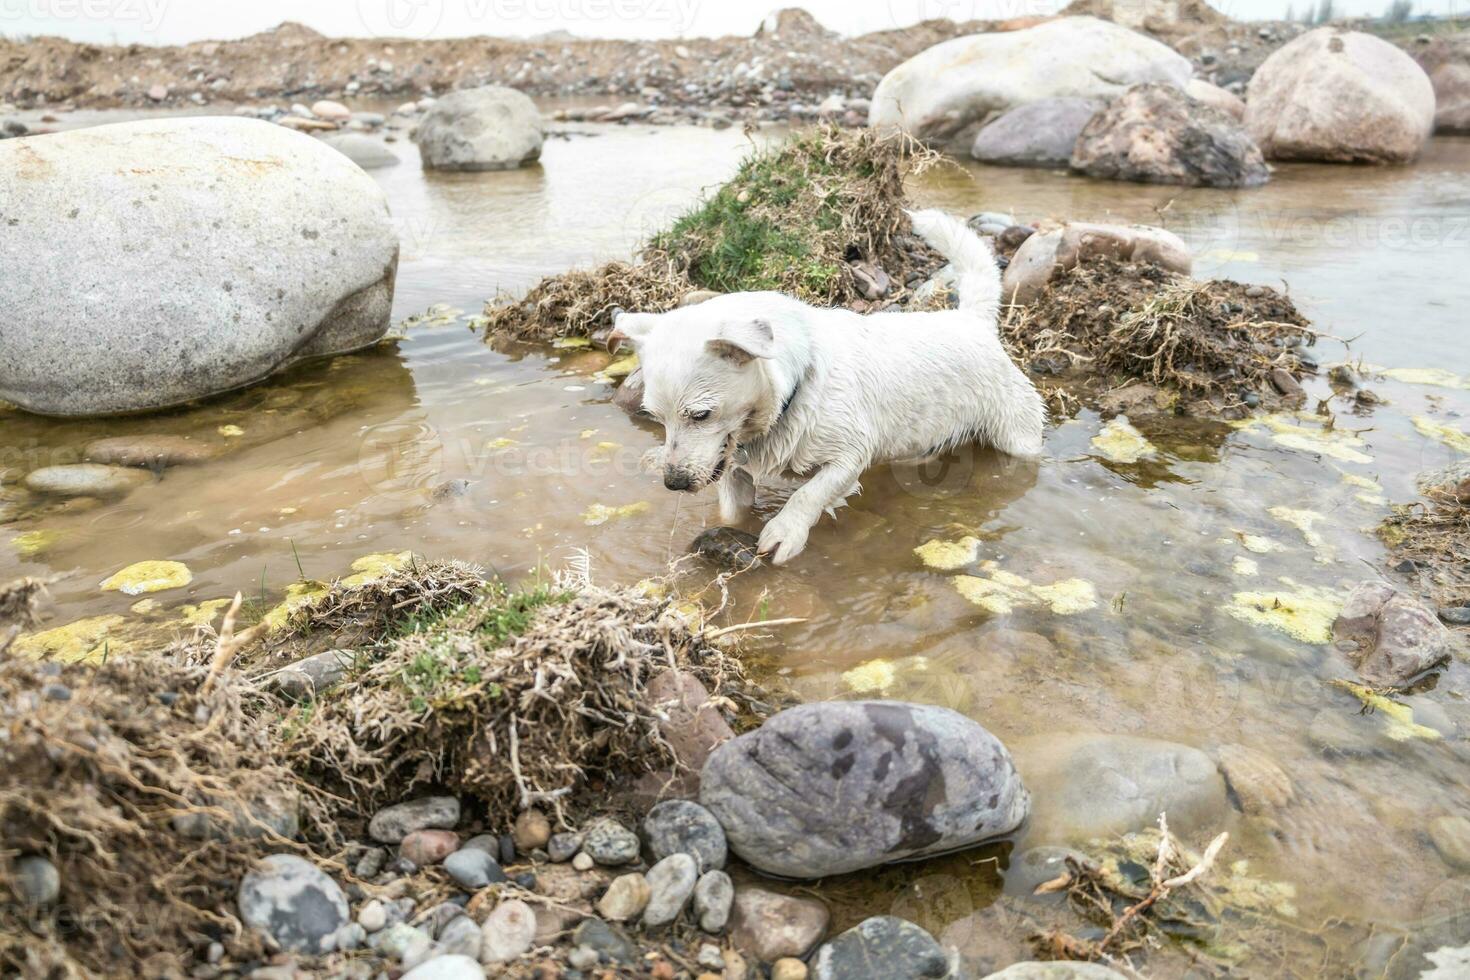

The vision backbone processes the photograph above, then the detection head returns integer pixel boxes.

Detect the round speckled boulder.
[700,702,1029,879]
[237,854,348,954]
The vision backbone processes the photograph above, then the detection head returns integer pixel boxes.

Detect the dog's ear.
[607,309,656,354]
[707,319,775,364]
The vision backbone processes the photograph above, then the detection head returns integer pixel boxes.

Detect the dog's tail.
[906,208,1002,325]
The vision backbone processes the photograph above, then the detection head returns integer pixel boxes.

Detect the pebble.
[498,833,517,865]
[729,887,829,962]
[436,914,484,959]
[693,870,734,932]
[354,847,388,879]
[547,832,582,862]
[237,854,348,955]
[401,829,460,866]
[422,901,466,938]
[358,899,388,932]
[444,847,507,890]
[572,917,637,964]
[810,915,949,980]
[1441,606,1470,625]
[402,955,486,979]
[643,799,727,872]
[512,808,552,851]
[369,797,460,843]
[772,958,809,980]
[333,922,366,951]
[14,855,60,906]
[697,943,725,969]
[572,852,596,871]
[643,853,700,927]
[596,872,652,921]
[1430,815,1470,871]
[582,818,640,865]
[24,463,151,498]
[373,922,431,962]
[479,898,536,964]
[568,945,600,969]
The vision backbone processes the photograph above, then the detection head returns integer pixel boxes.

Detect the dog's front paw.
[758,513,811,565]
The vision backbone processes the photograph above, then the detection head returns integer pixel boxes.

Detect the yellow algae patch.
[1332,681,1443,742]
[217,424,245,438]
[342,552,414,588]
[1413,416,1470,454]
[552,336,593,350]
[1091,417,1157,464]
[594,441,622,453]
[486,437,518,450]
[953,564,1098,616]
[99,560,193,596]
[1245,416,1373,464]
[1338,471,1382,492]
[597,354,639,381]
[11,615,128,664]
[1355,491,1386,506]
[12,530,62,558]
[260,580,331,632]
[1377,367,1469,390]
[582,501,651,526]
[843,658,899,694]
[1269,506,1325,548]
[914,536,982,571]
[1234,531,1285,554]
[1199,248,1260,263]
[130,598,161,615]
[1226,580,1341,644]
[179,597,235,627]
[1232,556,1259,577]
[579,429,598,440]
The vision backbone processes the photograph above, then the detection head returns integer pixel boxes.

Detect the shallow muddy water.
[3,118,1470,975]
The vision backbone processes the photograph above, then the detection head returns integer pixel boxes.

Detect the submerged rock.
[321,132,401,169]
[24,464,150,498]
[1332,582,1452,686]
[811,916,949,980]
[0,118,398,416]
[870,17,1190,142]
[690,526,760,570]
[1012,733,1227,844]
[237,854,349,954]
[700,701,1029,878]
[413,86,543,172]
[1429,815,1470,871]
[972,97,1104,168]
[1215,743,1294,814]
[84,434,221,468]
[1246,28,1435,164]
[1071,83,1268,188]
[981,965,1131,980]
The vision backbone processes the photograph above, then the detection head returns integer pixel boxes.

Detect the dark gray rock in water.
[1333,582,1452,687]
[1012,733,1226,844]
[643,799,727,872]
[972,97,1105,168]
[1071,83,1269,188]
[237,854,349,954]
[700,701,1030,878]
[1004,846,1088,899]
[811,915,949,980]
[690,526,761,570]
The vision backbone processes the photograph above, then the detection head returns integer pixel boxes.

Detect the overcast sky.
[0,0,1460,45]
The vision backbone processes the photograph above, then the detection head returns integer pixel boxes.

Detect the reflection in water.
[3,120,1470,973]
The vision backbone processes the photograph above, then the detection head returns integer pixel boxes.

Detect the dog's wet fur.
[610,209,1045,564]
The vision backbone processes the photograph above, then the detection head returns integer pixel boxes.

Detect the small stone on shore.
[582,817,640,866]
[369,796,460,843]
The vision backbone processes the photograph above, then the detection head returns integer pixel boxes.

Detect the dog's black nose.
[664,470,693,492]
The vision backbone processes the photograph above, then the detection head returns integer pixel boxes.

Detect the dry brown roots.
[1003,258,1318,414]
[281,575,757,828]
[0,654,331,978]
[0,575,51,656]
[1379,482,1470,609]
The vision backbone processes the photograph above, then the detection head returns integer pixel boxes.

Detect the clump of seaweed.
[1378,472,1470,610]
[280,569,758,825]
[1004,258,1318,415]
[0,654,330,977]
[482,125,943,341]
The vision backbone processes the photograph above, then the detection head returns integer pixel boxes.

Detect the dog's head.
[609,305,778,493]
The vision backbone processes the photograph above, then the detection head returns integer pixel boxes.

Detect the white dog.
[609,209,1045,564]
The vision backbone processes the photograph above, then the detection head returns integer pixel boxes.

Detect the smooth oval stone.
[369,796,460,843]
[641,853,698,927]
[237,853,348,954]
[643,799,727,872]
[582,818,640,866]
[811,916,949,980]
[24,464,151,498]
[700,701,1029,879]
[84,435,221,468]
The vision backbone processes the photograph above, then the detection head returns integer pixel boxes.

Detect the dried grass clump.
[482,125,942,341]
[1004,259,1318,413]
[0,575,52,655]
[1378,479,1470,609]
[0,655,328,978]
[282,574,754,825]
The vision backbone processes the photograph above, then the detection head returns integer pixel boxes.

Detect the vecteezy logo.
[357,0,446,39]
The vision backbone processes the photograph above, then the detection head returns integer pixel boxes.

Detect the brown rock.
[513,808,552,852]
[728,887,829,962]
[400,829,459,866]
[1428,62,1470,133]
[1216,743,1294,814]
[84,434,221,468]
[1332,582,1452,687]
[1185,78,1246,120]
[646,669,735,778]
[535,863,611,903]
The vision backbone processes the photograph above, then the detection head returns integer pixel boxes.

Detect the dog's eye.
[689,410,712,422]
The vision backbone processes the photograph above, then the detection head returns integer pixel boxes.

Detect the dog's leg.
[758,461,866,565]
[718,467,755,524]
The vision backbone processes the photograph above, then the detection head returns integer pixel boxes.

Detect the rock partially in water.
[1332,582,1452,686]
[690,526,761,570]
[369,796,460,843]
[1428,62,1470,133]
[641,853,698,927]
[728,887,829,962]
[237,853,349,954]
[811,916,949,980]
[413,86,543,172]
[981,964,1131,980]
[1003,846,1088,899]
[1246,28,1435,164]
[0,118,398,416]
[1215,743,1294,814]
[321,133,401,169]
[24,464,151,498]
[700,701,1029,878]
[84,434,221,468]
[1071,83,1268,188]
[1012,733,1227,844]
[971,97,1104,168]
[643,799,727,872]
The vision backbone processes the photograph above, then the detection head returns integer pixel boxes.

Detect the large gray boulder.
[700,701,1029,879]
[413,86,543,172]
[1071,83,1269,188]
[1011,733,1227,844]
[870,17,1190,142]
[0,118,397,417]
[972,98,1105,168]
[1246,28,1435,164]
